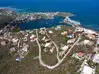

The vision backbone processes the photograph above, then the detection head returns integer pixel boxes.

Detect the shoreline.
[0,8,98,35]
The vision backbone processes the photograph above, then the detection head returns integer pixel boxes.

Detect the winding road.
[36,29,82,69]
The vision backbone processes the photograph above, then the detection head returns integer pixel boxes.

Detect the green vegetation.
[87,60,97,68]
[11,27,20,32]
[79,35,86,42]
[57,12,74,17]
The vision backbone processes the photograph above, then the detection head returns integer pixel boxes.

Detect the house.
[30,34,36,39]
[61,31,68,36]
[0,30,3,34]
[55,25,61,30]
[74,31,83,37]
[94,47,99,53]
[93,54,99,64]
[0,37,3,39]
[59,45,69,56]
[80,40,94,46]
[97,38,99,45]
[16,57,22,62]
[61,45,69,51]
[67,38,75,44]
[64,17,81,26]
[79,59,95,74]
[42,36,46,41]
[25,33,29,37]
[0,41,6,46]
[50,46,55,53]
[48,30,53,34]
[12,38,18,45]
[72,52,85,60]
[39,28,46,35]
[72,53,80,60]
[83,40,90,45]
[67,34,73,38]
[21,45,29,52]
[9,47,16,52]
[30,34,36,42]
[19,44,29,58]
[20,31,25,35]
[44,42,52,48]
[75,27,84,32]
[81,65,95,74]
[84,29,97,35]
[78,52,85,57]
[86,34,96,40]
[42,36,50,42]
[68,29,73,34]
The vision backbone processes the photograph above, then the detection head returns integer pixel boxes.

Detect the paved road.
[44,29,60,61]
[36,29,81,69]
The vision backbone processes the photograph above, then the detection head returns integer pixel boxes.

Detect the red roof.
[78,52,85,57]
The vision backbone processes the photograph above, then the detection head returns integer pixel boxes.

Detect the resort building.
[93,54,99,64]
[61,31,68,36]
[86,34,96,40]
[64,17,81,26]
[67,38,75,44]
[81,65,95,74]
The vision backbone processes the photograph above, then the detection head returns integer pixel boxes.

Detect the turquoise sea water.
[0,0,99,31]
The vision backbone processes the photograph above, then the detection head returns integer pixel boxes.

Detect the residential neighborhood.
[0,24,99,74]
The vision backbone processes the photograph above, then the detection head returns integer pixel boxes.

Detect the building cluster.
[0,24,99,74]
[51,25,99,74]
[0,29,37,61]
[64,17,81,27]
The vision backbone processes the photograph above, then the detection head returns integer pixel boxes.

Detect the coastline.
[0,8,99,74]
[0,8,98,35]
[0,0,99,73]
[10,8,99,32]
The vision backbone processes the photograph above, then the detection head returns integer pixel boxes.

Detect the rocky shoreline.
[0,8,99,35]
[0,8,17,29]
[0,8,74,33]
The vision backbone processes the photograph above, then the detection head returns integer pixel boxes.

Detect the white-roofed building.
[12,38,18,45]
[83,40,90,45]
[64,17,81,26]
[81,65,95,74]
[97,38,99,45]
[86,34,96,40]
[75,27,84,32]
[21,45,29,52]
[9,47,16,52]
[61,45,69,51]
[0,41,6,46]
[44,42,52,48]
[84,29,97,35]
[93,54,99,64]
[61,31,68,36]
[80,40,94,46]
[30,34,36,42]
[48,30,53,34]
[19,44,29,58]
[67,38,75,44]
[55,25,61,30]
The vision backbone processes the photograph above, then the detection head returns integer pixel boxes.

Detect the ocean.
[0,0,99,31]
